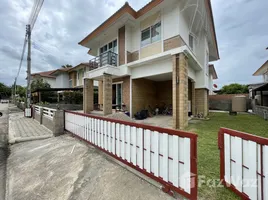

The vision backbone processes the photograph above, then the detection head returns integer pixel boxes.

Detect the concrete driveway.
[6,134,173,200]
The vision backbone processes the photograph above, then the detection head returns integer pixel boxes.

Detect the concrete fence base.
[33,106,64,136]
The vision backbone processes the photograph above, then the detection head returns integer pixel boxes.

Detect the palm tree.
[61,64,73,69]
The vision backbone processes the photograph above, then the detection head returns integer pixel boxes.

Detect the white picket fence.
[34,105,41,114]
[64,110,198,199]
[219,128,268,200]
[43,107,56,119]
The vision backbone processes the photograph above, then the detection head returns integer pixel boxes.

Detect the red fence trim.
[218,127,268,200]
[64,110,198,200]
[65,110,197,139]
[219,128,268,145]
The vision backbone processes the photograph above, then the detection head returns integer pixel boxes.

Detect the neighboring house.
[49,68,71,88]
[78,0,220,129]
[250,60,268,109]
[68,63,89,88]
[253,60,268,83]
[31,70,56,88]
[208,64,218,95]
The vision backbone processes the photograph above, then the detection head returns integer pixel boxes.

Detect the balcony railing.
[89,51,118,70]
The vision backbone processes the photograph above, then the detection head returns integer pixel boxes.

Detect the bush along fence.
[33,105,64,136]
[64,110,198,199]
[218,128,268,200]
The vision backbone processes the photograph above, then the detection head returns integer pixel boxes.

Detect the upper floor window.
[100,39,117,55]
[189,34,195,51]
[141,22,161,47]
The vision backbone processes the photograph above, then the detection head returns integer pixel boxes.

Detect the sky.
[0,0,268,88]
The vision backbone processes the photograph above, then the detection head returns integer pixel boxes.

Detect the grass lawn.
[186,112,268,200]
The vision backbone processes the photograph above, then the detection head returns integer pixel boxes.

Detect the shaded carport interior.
[132,73,194,125]
[251,82,268,120]
[252,82,268,107]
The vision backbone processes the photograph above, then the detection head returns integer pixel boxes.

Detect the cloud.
[0,0,267,88]
[211,0,268,87]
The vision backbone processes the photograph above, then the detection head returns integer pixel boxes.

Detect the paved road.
[0,103,8,199]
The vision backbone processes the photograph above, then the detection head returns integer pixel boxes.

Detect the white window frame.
[141,21,161,47]
[189,33,195,52]
[100,39,118,55]
[69,79,73,88]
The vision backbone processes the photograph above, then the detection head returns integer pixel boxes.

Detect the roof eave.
[78,0,164,47]
[206,0,220,60]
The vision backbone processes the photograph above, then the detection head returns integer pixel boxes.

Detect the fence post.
[190,137,198,200]
[63,110,66,131]
[218,129,225,182]
[52,110,64,136]
[40,107,43,125]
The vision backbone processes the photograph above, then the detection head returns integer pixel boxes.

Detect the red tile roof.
[31,70,56,79]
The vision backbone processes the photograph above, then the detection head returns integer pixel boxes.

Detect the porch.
[83,53,208,129]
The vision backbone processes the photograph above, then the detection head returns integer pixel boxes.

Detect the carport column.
[172,53,188,129]
[103,73,113,115]
[83,78,94,113]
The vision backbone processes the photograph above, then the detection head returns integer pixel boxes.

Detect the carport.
[132,72,195,126]
[252,82,268,119]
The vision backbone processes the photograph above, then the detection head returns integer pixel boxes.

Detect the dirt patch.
[105,112,133,122]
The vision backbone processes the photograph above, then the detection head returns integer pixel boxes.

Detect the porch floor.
[134,115,173,128]
[82,111,193,129]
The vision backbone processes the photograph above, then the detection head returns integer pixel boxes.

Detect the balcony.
[89,51,118,70]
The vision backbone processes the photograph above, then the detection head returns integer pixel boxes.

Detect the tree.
[31,79,51,92]
[219,83,249,94]
[16,85,26,97]
[0,82,11,98]
[61,64,73,69]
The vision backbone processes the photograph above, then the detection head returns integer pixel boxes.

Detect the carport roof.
[252,82,268,91]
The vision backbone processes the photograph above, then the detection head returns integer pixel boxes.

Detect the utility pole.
[14,79,16,103]
[26,24,31,108]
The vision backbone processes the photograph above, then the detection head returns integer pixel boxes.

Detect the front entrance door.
[112,83,122,109]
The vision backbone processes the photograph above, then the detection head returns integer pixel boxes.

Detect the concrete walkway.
[8,106,53,143]
[6,135,173,200]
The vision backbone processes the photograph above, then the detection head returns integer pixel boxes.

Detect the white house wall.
[162,2,180,40]
[56,73,69,88]
[131,58,172,79]
[188,65,196,81]
[43,78,56,88]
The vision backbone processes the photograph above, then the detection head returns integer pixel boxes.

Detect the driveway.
[6,134,173,200]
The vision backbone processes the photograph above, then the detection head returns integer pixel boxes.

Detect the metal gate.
[218,128,268,199]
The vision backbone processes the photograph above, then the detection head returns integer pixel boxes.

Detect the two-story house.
[79,0,220,129]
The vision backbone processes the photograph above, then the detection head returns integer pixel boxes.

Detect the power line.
[14,33,27,97]
[29,0,44,30]
[15,35,27,81]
